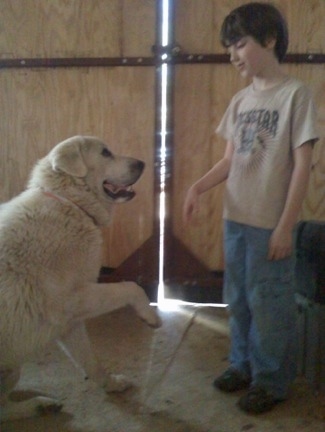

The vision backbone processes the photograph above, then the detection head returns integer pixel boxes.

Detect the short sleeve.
[216,97,237,142]
[291,85,319,149]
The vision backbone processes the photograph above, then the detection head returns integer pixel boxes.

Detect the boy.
[183,2,319,414]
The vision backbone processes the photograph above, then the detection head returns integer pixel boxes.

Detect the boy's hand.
[183,186,199,224]
[268,226,293,260]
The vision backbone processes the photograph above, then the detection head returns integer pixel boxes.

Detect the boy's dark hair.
[220,2,288,62]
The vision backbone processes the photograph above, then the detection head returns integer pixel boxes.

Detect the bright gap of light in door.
[157,0,226,310]
[157,0,169,306]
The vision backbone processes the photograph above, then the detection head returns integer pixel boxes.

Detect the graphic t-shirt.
[217,77,319,229]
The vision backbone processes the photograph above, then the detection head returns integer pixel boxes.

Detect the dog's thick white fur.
[0,136,161,422]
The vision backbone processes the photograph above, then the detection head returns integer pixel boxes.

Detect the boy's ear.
[265,37,276,50]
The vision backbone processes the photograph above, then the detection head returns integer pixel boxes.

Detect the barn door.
[0,1,324,304]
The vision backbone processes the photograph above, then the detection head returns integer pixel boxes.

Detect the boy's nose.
[229,47,239,63]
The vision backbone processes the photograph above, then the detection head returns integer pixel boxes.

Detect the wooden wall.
[173,0,325,270]
[0,0,156,268]
[0,0,155,58]
[0,0,324,273]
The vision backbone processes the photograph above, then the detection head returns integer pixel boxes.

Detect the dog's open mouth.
[103,181,136,201]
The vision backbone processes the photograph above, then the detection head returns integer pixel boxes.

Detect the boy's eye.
[235,39,247,49]
[226,38,247,54]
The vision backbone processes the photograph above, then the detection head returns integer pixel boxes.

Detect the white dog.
[0,136,161,422]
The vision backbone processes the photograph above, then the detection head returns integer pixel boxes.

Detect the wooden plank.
[123,0,156,57]
[175,0,215,53]
[173,65,247,270]
[173,65,216,268]
[0,0,155,58]
[286,0,325,53]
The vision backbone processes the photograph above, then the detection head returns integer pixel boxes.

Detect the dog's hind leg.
[0,368,62,422]
[58,323,132,393]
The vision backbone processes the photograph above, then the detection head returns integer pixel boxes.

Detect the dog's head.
[47,136,145,203]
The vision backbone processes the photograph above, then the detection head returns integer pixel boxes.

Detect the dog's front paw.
[140,306,162,328]
[127,282,162,328]
[103,373,133,393]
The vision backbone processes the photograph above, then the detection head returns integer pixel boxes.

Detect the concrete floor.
[2,304,325,432]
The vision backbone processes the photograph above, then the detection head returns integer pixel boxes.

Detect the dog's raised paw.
[141,307,162,329]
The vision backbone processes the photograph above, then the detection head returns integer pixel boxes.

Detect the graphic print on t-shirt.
[235,108,279,154]
[220,77,319,228]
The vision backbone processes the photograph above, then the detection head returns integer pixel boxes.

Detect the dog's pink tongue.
[103,183,133,194]
[103,183,119,193]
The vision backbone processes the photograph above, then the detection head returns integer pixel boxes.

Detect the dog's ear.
[49,136,88,177]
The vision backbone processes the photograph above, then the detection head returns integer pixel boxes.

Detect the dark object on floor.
[295,221,325,393]
[295,221,325,303]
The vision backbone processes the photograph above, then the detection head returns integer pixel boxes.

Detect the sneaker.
[213,368,251,392]
[238,386,284,414]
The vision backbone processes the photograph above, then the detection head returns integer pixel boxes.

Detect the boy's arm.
[183,140,234,223]
[268,141,314,261]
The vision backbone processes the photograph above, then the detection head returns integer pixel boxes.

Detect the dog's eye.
[101,148,112,158]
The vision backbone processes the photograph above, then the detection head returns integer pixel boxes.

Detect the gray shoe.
[213,368,250,392]
[238,386,284,414]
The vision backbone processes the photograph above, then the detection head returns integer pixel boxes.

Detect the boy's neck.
[252,63,287,91]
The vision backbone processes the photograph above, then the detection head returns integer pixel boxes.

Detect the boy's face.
[227,36,276,79]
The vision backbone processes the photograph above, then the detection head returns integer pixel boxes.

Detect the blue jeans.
[223,220,297,399]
